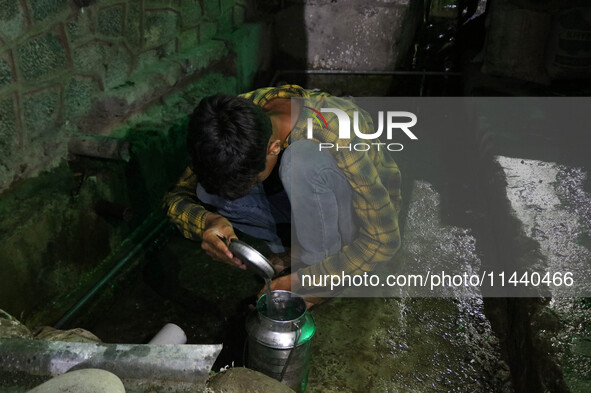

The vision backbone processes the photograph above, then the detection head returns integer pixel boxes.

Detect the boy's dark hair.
[187,94,272,200]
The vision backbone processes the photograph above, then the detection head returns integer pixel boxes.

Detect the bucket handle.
[279,328,302,383]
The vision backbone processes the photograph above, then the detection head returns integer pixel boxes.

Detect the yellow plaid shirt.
[163,85,402,278]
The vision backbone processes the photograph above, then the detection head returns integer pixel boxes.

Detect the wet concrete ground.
[308,297,511,392]
[310,182,513,393]
[304,180,510,392]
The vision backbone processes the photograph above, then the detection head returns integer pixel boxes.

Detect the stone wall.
[0,0,269,325]
[269,0,423,95]
[272,0,421,71]
[0,0,256,192]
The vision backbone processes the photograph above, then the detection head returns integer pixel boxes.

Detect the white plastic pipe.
[148,323,187,345]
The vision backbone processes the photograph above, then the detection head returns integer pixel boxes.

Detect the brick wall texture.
[0,0,250,193]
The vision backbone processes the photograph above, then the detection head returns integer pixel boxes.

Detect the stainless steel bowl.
[228,239,275,279]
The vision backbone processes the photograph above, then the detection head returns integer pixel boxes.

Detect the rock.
[26,369,125,393]
[32,326,101,343]
[0,309,32,339]
[0,310,101,343]
[206,367,296,393]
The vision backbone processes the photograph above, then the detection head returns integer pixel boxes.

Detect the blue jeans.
[281,140,355,265]
[197,140,356,264]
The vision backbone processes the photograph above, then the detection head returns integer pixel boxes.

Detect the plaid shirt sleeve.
[162,166,210,241]
[294,95,402,280]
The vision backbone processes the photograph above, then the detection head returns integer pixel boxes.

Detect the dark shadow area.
[252,1,308,88]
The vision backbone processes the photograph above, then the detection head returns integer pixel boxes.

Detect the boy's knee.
[281,140,336,183]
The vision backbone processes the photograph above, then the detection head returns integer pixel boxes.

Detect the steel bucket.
[245,290,316,392]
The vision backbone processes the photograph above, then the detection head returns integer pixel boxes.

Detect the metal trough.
[0,338,222,392]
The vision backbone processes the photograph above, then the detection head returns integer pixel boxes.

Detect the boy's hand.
[256,273,323,309]
[201,213,246,270]
[258,273,304,298]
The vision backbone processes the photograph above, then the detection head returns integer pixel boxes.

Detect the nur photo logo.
[304,105,418,152]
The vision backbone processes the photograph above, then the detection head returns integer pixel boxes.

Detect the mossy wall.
[0,0,270,325]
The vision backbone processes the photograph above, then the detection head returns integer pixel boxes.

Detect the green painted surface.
[216,6,234,35]
[144,9,180,49]
[161,39,178,58]
[135,49,159,74]
[202,0,221,18]
[178,30,199,53]
[199,22,218,44]
[181,0,203,28]
[220,0,236,12]
[172,40,228,72]
[233,4,246,26]
[224,24,262,90]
